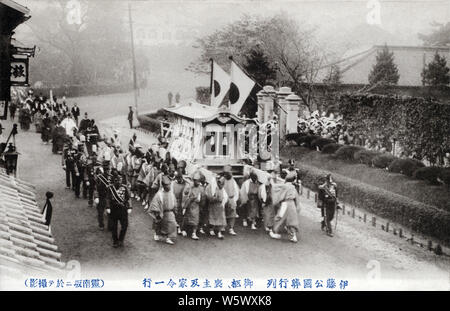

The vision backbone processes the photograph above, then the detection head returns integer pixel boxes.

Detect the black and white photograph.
[0,0,449,294]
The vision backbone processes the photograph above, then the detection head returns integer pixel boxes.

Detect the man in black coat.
[318,174,338,237]
[71,103,80,127]
[127,106,134,129]
[79,112,90,134]
[106,175,132,248]
[63,140,77,190]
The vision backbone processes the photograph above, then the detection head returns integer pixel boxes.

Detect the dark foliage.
[388,158,426,177]
[321,143,343,154]
[334,145,365,161]
[311,138,336,151]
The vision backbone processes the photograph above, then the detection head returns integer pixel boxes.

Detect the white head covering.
[159,147,167,159]
[104,150,111,161]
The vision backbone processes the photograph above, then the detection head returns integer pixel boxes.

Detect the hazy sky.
[15,0,450,48]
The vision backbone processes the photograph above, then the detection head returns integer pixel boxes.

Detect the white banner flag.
[211,61,231,107]
[229,61,255,115]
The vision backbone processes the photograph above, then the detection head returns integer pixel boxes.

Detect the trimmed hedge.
[354,150,383,166]
[146,109,171,120]
[302,135,321,149]
[413,167,444,185]
[284,133,320,148]
[311,138,336,151]
[441,169,450,186]
[372,153,397,169]
[137,115,161,133]
[338,93,450,165]
[334,145,365,161]
[285,133,305,143]
[322,143,343,154]
[388,158,425,177]
[295,162,450,245]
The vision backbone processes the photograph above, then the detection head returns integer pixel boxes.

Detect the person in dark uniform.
[63,140,77,190]
[85,153,98,207]
[71,103,80,127]
[52,119,66,154]
[94,162,111,230]
[41,113,52,144]
[85,119,99,156]
[127,106,134,129]
[74,143,88,199]
[317,174,338,237]
[41,191,54,227]
[78,112,90,134]
[106,175,132,248]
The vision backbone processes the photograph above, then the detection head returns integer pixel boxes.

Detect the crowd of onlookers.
[296,110,450,167]
[9,89,98,154]
[297,110,392,153]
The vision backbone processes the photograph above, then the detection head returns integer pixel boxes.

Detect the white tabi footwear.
[142,200,146,206]
[243,219,248,227]
[153,234,160,241]
[199,228,205,234]
[228,228,237,236]
[217,232,224,239]
[136,196,140,201]
[181,230,187,237]
[251,223,257,230]
[209,230,215,236]
[269,231,281,240]
[165,238,175,245]
[191,233,199,240]
[290,234,298,243]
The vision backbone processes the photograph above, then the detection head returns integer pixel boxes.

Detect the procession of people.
[19,88,340,248]
[61,127,339,248]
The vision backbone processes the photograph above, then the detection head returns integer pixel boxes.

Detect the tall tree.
[243,46,276,86]
[188,13,328,111]
[26,0,149,88]
[421,52,450,86]
[322,64,341,85]
[368,45,400,85]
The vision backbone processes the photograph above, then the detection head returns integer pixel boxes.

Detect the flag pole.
[128,2,139,117]
[209,58,214,105]
[228,55,286,114]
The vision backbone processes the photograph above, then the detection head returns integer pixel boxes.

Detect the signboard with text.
[10,57,29,86]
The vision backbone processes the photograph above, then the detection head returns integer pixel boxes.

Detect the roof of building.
[164,101,220,120]
[317,45,450,86]
[164,101,255,125]
[0,170,65,279]
[0,0,30,14]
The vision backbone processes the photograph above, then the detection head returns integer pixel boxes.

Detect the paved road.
[5,94,449,290]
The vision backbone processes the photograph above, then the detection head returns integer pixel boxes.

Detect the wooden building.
[0,0,30,119]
